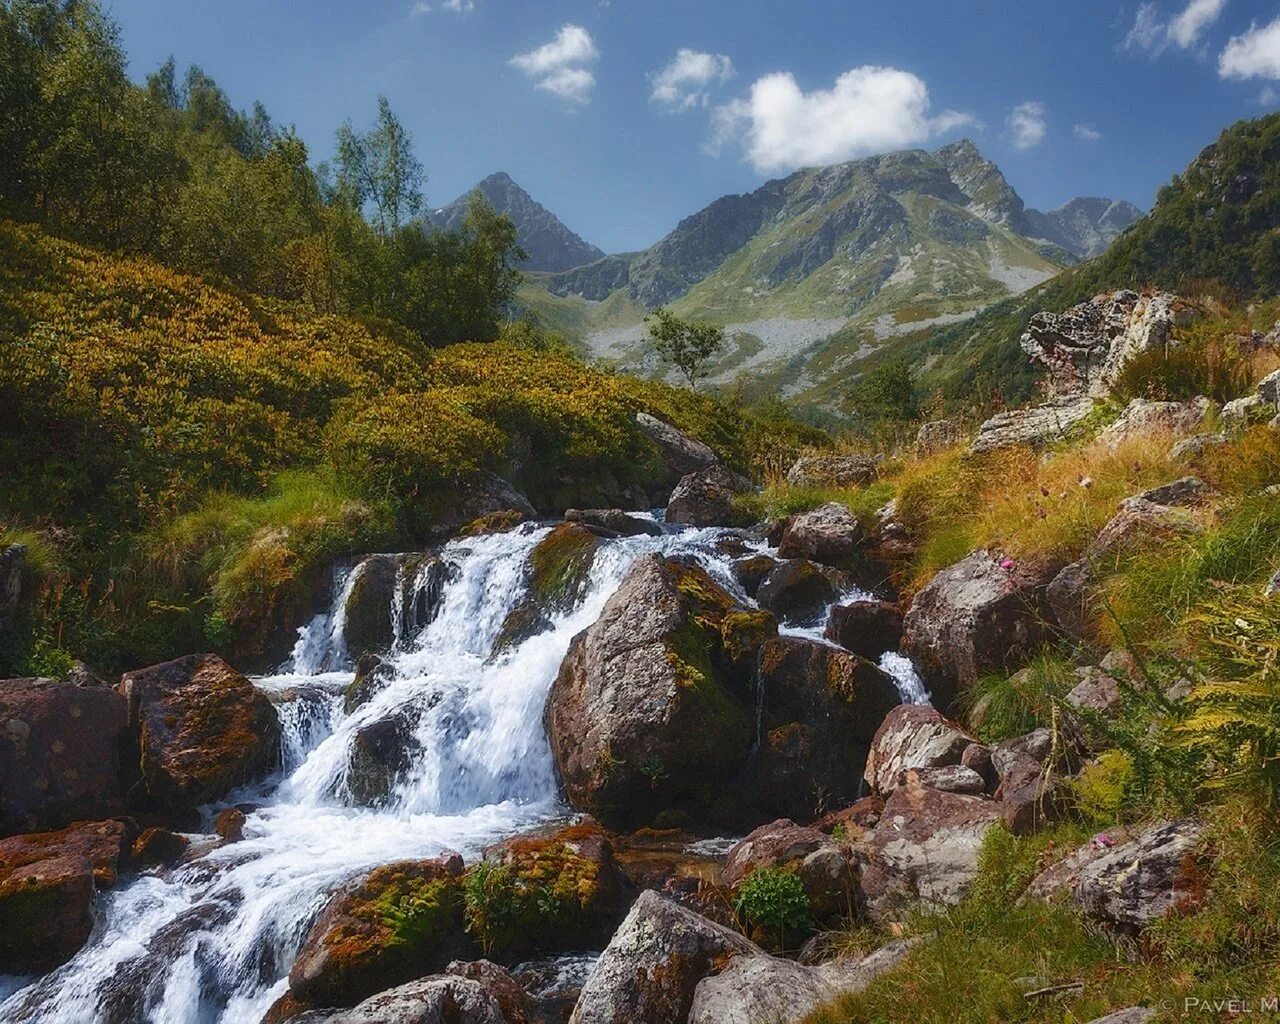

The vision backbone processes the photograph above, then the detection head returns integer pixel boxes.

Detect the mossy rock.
[493,523,601,654]
[288,856,471,1010]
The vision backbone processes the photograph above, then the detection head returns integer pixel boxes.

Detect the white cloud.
[1073,123,1103,142]
[411,0,473,14]
[651,49,734,110]
[1219,16,1280,79]
[510,25,599,104]
[707,66,973,174]
[1261,86,1279,105]
[1007,101,1047,149]
[1126,0,1226,54]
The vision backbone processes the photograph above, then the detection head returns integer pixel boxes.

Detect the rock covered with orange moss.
[119,654,280,814]
[288,855,471,1011]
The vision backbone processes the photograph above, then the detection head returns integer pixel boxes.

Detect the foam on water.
[0,519,927,1023]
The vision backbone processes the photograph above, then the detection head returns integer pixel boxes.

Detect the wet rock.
[289,856,470,1010]
[731,554,778,597]
[544,556,769,830]
[1020,291,1189,399]
[131,826,190,866]
[345,654,391,714]
[971,399,1095,454]
[723,819,856,923]
[776,503,863,567]
[343,554,446,661]
[687,940,916,1024]
[1070,818,1205,930]
[756,559,840,627]
[435,472,537,537]
[1099,397,1214,448]
[215,807,247,843]
[785,455,879,489]
[900,550,1056,710]
[856,778,1003,921]
[0,819,131,890]
[824,600,903,660]
[347,714,418,807]
[863,704,975,798]
[0,676,128,837]
[475,820,625,957]
[120,654,280,815]
[733,638,901,822]
[1167,432,1228,463]
[635,412,718,497]
[666,465,752,527]
[565,509,662,538]
[568,890,759,1024]
[495,524,602,654]
[916,420,961,454]
[0,853,96,974]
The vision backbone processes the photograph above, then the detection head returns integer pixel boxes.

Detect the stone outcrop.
[900,550,1056,709]
[863,704,975,797]
[666,465,751,527]
[119,654,281,815]
[1099,397,1214,448]
[776,503,863,567]
[544,556,770,829]
[785,455,880,489]
[824,600,904,660]
[289,856,471,1010]
[971,399,1095,454]
[1020,291,1191,399]
[341,553,446,660]
[568,890,759,1024]
[635,412,718,497]
[0,677,128,836]
[293,969,524,1024]
[565,508,662,538]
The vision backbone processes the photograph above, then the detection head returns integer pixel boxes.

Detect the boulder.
[473,820,625,957]
[863,704,975,797]
[916,420,962,454]
[131,826,190,866]
[756,559,841,627]
[444,961,534,1024]
[215,808,247,843]
[120,654,281,814]
[1098,397,1214,448]
[824,600,904,660]
[308,973,517,1024]
[688,940,915,1024]
[1259,368,1280,406]
[785,455,880,489]
[544,556,770,830]
[776,503,863,567]
[1167,432,1228,463]
[1125,476,1211,508]
[1046,559,1094,641]
[856,777,1003,921]
[1084,1009,1156,1024]
[347,714,418,807]
[1021,291,1191,398]
[1066,665,1125,716]
[635,412,718,496]
[0,819,131,973]
[565,509,663,538]
[1070,818,1205,930]
[568,890,760,1024]
[1223,393,1264,427]
[666,465,752,527]
[895,764,986,795]
[722,819,856,923]
[731,554,778,597]
[0,677,128,837]
[900,551,1056,710]
[1090,499,1203,561]
[289,856,470,1010]
[345,654,391,714]
[734,638,901,822]
[435,472,536,537]
[991,733,1069,836]
[814,796,885,836]
[495,523,602,654]
[971,399,1095,454]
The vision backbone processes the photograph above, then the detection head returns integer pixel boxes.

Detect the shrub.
[734,867,812,950]
[1113,338,1252,403]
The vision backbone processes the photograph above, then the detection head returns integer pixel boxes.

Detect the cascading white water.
[0,519,927,1024]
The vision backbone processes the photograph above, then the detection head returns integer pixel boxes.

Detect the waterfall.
[0,520,927,1024]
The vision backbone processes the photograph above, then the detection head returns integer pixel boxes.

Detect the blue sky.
[107,0,1280,253]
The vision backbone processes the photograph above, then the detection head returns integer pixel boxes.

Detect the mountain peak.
[432,173,605,273]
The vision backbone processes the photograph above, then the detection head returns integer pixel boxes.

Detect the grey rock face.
[1259,368,1280,406]
[972,399,1095,453]
[565,508,663,537]
[1126,476,1211,508]
[320,974,512,1024]
[785,455,880,489]
[776,502,863,566]
[1070,818,1205,929]
[1083,1009,1156,1024]
[863,704,975,797]
[915,419,962,453]
[635,412,717,491]
[900,550,1056,708]
[1168,432,1228,462]
[756,559,841,627]
[1020,198,1143,260]
[1099,397,1214,449]
[569,890,760,1024]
